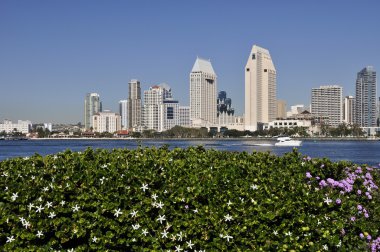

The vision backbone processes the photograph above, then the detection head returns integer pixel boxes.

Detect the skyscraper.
[245,45,277,131]
[343,96,355,125]
[128,79,142,129]
[119,100,129,130]
[84,93,102,130]
[190,57,217,125]
[311,85,343,127]
[355,66,377,127]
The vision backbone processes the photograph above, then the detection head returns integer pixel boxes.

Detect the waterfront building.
[143,84,181,132]
[190,57,217,125]
[355,66,377,127]
[92,111,121,133]
[179,106,190,127]
[84,93,102,130]
[343,96,355,125]
[128,79,142,129]
[217,91,235,125]
[263,119,312,130]
[245,45,277,131]
[0,119,32,134]
[277,100,287,119]
[311,85,343,127]
[119,100,129,130]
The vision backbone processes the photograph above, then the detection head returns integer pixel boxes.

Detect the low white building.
[92,111,121,133]
[0,120,32,134]
[263,119,312,130]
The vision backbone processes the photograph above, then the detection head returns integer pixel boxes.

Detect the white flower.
[114,208,122,217]
[142,229,148,236]
[186,240,194,249]
[323,197,332,205]
[36,205,44,213]
[36,230,43,238]
[60,200,65,206]
[140,183,149,192]
[19,217,26,223]
[130,210,138,218]
[227,200,233,206]
[2,171,9,177]
[175,245,183,252]
[161,230,168,238]
[132,224,140,230]
[43,187,49,192]
[177,232,183,241]
[92,236,98,242]
[23,220,31,229]
[38,196,43,202]
[323,244,328,251]
[157,215,166,224]
[224,234,233,242]
[31,175,35,180]
[151,193,158,200]
[156,201,164,209]
[6,236,15,243]
[250,184,258,190]
[285,231,292,236]
[28,203,35,211]
[336,240,341,247]
[171,234,177,241]
[72,204,80,212]
[224,214,233,222]
[46,201,53,208]
[193,208,199,213]
[48,212,56,218]
[11,192,18,201]
[273,230,278,236]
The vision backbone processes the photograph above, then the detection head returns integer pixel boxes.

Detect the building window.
[167,107,174,119]
[264,69,268,72]
[246,68,250,72]
[252,53,255,60]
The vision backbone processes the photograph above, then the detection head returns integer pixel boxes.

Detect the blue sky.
[0,0,379,123]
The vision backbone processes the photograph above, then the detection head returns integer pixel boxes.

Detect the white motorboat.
[274,137,302,147]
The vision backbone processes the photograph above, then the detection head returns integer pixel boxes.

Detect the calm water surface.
[0,139,379,166]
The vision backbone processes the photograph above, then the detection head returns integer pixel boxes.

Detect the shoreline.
[26,137,379,141]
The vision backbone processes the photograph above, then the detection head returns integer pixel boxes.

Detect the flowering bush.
[0,147,379,251]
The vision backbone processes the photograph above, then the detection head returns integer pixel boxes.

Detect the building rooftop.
[191,57,216,75]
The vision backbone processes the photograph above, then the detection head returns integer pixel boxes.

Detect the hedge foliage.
[1,146,379,251]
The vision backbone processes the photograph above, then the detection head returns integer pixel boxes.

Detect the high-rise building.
[343,96,355,125]
[119,100,129,130]
[277,100,287,119]
[143,84,180,132]
[245,45,277,131]
[92,111,121,133]
[190,57,217,125]
[355,66,377,127]
[128,79,142,129]
[179,106,190,127]
[311,85,343,127]
[84,93,102,130]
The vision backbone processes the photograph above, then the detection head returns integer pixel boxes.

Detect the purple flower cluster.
[370,236,380,252]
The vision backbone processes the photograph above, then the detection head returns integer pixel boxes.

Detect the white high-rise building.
[92,111,121,133]
[143,84,181,132]
[119,100,129,130]
[311,85,343,127]
[343,96,355,125]
[190,57,217,125]
[84,93,102,130]
[245,45,277,131]
[179,106,190,127]
[128,79,142,129]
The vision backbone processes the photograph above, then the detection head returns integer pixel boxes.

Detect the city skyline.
[1,1,380,123]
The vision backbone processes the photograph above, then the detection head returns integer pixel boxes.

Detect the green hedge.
[1,146,379,251]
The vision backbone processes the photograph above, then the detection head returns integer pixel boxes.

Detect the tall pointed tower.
[245,45,277,131]
[190,57,217,125]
